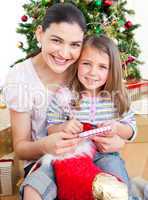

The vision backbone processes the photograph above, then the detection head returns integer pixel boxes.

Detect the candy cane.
[79,126,111,138]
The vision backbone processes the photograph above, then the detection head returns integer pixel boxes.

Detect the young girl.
[72,35,137,198]
[23,35,137,199]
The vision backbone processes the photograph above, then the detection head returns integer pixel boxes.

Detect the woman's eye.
[51,39,61,44]
[71,43,81,48]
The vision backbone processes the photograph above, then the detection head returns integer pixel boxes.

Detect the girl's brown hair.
[69,35,129,116]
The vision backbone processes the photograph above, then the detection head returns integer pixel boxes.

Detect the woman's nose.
[59,45,71,59]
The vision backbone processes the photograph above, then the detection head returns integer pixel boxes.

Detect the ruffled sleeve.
[4,62,33,112]
[120,108,137,141]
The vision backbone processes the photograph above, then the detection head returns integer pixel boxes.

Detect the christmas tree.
[15,0,142,81]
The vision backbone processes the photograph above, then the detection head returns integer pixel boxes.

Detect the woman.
[4,3,126,200]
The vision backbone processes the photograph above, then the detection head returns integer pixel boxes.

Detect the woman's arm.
[10,110,44,160]
[10,110,81,160]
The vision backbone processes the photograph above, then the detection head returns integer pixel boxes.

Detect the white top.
[4,58,54,166]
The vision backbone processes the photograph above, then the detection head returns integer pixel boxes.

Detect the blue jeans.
[94,152,129,185]
[19,163,57,200]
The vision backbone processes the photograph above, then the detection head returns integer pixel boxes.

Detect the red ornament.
[124,20,133,29]
[104,0,113,6]
[126,56,135,64]
[21,15,28,22]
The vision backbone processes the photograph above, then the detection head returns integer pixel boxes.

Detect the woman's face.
[37,22,84,74]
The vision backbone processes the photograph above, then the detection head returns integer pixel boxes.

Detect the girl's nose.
[89,66,97,75]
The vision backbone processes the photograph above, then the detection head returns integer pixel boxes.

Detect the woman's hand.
[41,131,81,156]
[91,134,125,153]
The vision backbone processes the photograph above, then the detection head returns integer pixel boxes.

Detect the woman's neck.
[32,53,68,87]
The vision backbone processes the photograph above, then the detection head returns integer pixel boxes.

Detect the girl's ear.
[35,25,43,43]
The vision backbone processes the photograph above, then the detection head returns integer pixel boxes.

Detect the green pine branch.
[13,0,142,80]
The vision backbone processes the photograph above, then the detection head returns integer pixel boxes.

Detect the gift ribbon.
[0,159,14,163]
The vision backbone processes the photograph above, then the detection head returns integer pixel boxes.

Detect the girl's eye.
[82,62,90,66]
[99,65,109,70]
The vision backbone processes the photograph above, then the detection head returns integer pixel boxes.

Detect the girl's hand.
[96,120,120,137]
[42,131,81,156]
[62,119,83,134]
[91,134,125,153]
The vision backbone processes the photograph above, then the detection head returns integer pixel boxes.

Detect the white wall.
[0,0,26,86]
[0,0,148,87]
[127,0,148,79]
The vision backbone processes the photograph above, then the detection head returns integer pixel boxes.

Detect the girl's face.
[36,22,84,74]
[78,46,110,95]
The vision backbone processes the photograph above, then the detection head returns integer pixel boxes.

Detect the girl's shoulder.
[54,86,72,104]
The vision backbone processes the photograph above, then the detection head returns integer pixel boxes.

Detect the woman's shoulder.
[10,58,32,75]
[6,58,34,84]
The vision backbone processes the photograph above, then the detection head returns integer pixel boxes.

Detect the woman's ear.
[35,25,43,44]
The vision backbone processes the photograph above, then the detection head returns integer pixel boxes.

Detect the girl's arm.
[91,134,125,153]
[48,124,65,135]
[113,121,134,140]
[96,110,136,141]
[119,109,137,141]
[48,119,82,135]
[98,120,134,140]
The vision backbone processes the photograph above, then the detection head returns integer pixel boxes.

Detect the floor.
[0,195,18,200]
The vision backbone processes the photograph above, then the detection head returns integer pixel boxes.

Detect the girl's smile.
[78,46,109,94]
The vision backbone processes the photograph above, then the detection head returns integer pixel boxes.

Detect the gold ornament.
[16,41,23,48]
[104,25,117,38]
[111,19,117,25]
[112,38,118,45]
[123,63,128,79]
[92,173,128,200]
[88,13,93,19]
[0,103,6,109]
[84,0,93,4]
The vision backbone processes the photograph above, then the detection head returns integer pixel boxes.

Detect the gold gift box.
[0,127,13,158]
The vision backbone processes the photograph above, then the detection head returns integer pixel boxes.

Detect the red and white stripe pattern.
[79,126,111,138]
